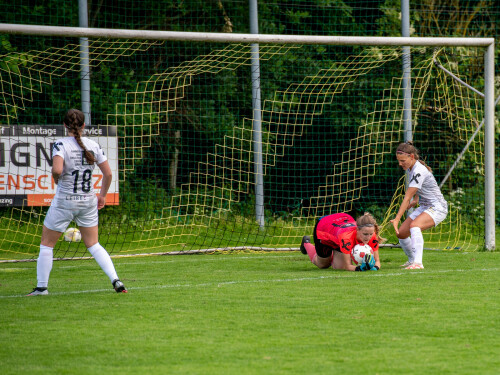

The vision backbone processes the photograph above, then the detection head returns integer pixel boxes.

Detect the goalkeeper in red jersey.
[300,212,383,271]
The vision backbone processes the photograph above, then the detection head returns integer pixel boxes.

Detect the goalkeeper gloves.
[355,261,370,272]
[354,254,377,272]
[364,253,375,269]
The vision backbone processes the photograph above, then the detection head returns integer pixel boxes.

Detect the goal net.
[0,32,492,260]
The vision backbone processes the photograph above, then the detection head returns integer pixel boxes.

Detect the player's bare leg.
[313,254,333,269]
[331,252,356,271]
[404,212,435,269]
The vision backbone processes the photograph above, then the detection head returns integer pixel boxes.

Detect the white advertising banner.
[0,124,119,207]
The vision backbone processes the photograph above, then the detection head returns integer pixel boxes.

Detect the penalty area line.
[2,266,499,299]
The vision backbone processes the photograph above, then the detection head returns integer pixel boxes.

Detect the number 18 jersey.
[52,137,107,198]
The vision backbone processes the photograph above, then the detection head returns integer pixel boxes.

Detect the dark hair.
[63,109,95,165]
[356,212,385,243]
[396,141,431,172]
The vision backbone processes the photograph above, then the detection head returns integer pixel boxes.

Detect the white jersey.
[52,136,107,198]
[408,161,447,208]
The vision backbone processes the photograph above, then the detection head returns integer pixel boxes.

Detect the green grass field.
[1,248,500,374]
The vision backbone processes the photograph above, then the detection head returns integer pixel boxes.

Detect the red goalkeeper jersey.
[315,213,379,254]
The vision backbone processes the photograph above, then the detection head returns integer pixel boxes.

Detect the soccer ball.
[64,228,82,242]
[350,244,372,265]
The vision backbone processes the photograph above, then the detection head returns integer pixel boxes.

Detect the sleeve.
[408,164,426,190]
[368,233,379,252]
[52,140,65,159]
[337,229,355,254]
[94,143,107,165]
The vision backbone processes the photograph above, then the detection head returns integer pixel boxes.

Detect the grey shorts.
[44,195,99,232]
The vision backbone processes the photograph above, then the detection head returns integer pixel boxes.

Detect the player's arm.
[51,155,64,184]
[373,250,380,269]
[97,160,112,209]
[331,231,358,271]
[408,194,419,209]
[332,236,357,271]
[335,251,358,271]
[390,187,418,235]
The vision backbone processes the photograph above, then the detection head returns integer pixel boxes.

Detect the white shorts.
[409,204,448,227]
[44,194,99,232]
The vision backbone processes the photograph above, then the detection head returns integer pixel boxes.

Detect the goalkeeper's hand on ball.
[364,253,375,269]
[355,253,376,272]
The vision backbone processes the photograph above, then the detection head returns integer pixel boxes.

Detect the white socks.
[35,243,119,288]
[37,245,53,288]
[87,243,119,282]
[399,237,414,263]
[410,227,424,264]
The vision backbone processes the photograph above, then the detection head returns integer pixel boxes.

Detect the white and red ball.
[350,244,372,265]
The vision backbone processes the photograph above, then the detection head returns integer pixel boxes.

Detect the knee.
[396,232,407,239]
[314,255,332,269]
[397,225,412,239]
[316,263,331,269]
[409,223,421,231]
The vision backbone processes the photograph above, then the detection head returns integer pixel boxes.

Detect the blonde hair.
[396,141,431,172]
[63,109,95,165]
[356,212,385,243]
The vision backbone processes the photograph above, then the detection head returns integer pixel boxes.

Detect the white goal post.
[0,23,495,250]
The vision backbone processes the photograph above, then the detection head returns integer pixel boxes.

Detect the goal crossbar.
[0,23,494,47]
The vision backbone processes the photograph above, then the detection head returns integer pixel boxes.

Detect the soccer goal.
[0,24,495,261]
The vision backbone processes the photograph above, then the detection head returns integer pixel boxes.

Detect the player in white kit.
[27,109,127,295]
[390,142,448,269]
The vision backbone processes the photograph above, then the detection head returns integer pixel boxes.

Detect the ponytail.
[63,109,95,165]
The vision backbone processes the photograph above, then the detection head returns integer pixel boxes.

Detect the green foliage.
[103,177,170,224]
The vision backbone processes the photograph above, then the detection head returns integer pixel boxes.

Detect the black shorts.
[312,220,340,258]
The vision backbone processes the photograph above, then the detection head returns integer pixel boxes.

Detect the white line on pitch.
[1,267,499,299]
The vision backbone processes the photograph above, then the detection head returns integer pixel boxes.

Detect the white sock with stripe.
[87,243,119,282]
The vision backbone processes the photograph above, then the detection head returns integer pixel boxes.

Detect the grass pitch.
[1,248,499,374]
